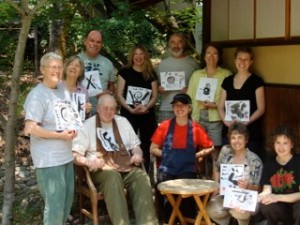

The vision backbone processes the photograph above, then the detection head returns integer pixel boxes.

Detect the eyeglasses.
[44,65,63,70]
[100,106,117,113]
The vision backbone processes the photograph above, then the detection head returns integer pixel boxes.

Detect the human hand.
[85,102,92,114]
[260,193,278,205]
[158,86,165,93]
[224,120,234,127]
[130,152,143,165]
[137,105,149,113]
[86,157,105,171]
[196,146,214,159]
[131,104,148,114]
[59,130,77,140]
[180,87,187,93]
[237,179,249,189]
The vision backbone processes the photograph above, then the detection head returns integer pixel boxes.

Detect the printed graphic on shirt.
[97,127,119,152]
[160,71,186,91]
[270,168,296,192]
[126,86,152,105]
[53,99,82,130]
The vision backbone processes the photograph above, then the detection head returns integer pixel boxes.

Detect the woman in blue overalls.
[150,93,214,223]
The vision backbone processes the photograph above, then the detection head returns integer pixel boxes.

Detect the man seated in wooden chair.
[72,94,159,225]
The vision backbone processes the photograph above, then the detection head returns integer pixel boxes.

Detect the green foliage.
[1,0,200,69]
[42,1,165,68]
[0,2,20,70]
[172,6,201,33]
[0,1,17,24]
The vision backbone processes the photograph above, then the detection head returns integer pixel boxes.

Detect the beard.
[171,48,184,58]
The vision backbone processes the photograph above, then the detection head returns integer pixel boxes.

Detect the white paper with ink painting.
[225,100,250,122]
[220,164,244,195]
[126,86,152,105]
[53,99,83,130]
[82,71,103,97]
[195,77,218,102]
[72,93,86,122]
[160,71,186,91]
[223,187,258,212]
[97,127,119,152]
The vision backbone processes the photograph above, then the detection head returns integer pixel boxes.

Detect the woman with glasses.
[23,52,77,225]
[187,42,231,173]
[150,93,214,223]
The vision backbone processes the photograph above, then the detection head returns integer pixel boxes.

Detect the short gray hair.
[40,52,63,66]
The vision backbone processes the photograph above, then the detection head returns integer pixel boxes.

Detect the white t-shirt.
[72,115,141,157]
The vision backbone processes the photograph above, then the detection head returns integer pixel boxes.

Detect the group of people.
[23,29,300,225]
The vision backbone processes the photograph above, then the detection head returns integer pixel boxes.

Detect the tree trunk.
[48,3,63,55]
[2,1,48,224]
[2,14,33,225]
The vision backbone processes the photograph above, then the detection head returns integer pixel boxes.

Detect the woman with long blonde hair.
[116,45,158,171]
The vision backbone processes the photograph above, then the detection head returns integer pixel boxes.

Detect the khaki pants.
[206,195,251,225]
[92,167,159,225]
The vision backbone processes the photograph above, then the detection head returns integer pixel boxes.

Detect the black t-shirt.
[260,154,300,194]
[221,73,264,141]
[118,67,157,116]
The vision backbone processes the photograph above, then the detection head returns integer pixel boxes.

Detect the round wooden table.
[157,179,219,225]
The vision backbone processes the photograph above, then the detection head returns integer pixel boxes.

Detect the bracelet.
[126,105,131,111]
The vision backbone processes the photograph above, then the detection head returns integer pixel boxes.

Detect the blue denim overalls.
[160,118,196,176]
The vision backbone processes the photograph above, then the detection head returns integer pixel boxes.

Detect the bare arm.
[24,120,76,140]
[259,185,300,204]
[108,81,115,93]
[217,88,233,127]
[195,146,214,160]
[150,142,162,158]
[134,80,158,113]
[130,145,143,165]
[116,75,131,111]
[73,151,105,171]
[244,86,265,126]
[146,80,158,109]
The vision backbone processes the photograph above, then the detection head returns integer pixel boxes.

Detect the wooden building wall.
[263,84,300,139]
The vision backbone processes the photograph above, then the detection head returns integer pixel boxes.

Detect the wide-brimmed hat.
[170,93,192,105]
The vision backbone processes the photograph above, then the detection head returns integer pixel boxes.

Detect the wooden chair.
[74,162,147,225]
[74,164,106,225]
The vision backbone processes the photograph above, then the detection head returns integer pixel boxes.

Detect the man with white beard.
[157,33,199,122]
